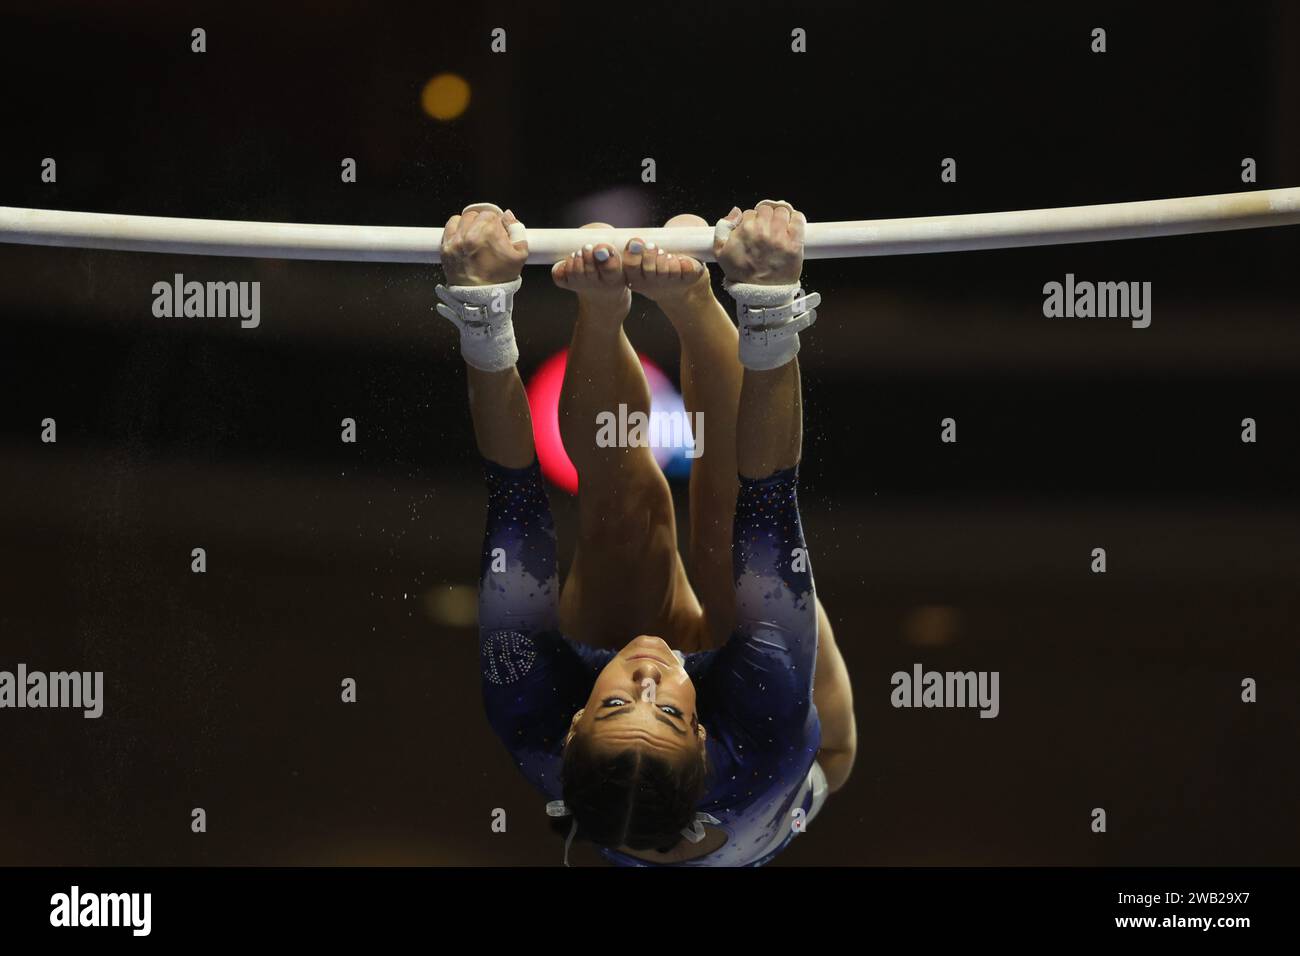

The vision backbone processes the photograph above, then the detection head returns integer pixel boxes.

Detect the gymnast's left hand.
[714,200,806,285]
[440,205,529,286]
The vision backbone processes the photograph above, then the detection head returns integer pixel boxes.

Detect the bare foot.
[622,213,710,306]
[551,221,632,319]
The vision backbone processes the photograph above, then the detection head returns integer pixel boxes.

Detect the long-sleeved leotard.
[477,457,821,866]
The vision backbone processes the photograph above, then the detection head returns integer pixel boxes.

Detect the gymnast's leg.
[622,216,742,648]
[551,227,700,648]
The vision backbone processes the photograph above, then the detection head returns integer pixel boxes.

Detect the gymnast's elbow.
[817,742,857,793]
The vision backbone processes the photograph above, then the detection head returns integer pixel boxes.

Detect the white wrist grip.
[435,276,523,371]
[723,279,821,371]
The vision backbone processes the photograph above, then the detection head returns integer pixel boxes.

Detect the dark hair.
[552,731,709,854]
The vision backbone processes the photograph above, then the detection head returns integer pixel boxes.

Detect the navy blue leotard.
[477,458,821,866]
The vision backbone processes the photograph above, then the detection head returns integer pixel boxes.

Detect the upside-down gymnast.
[437,199,856,865]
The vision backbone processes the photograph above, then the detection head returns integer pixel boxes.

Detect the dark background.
[0,0,1297,865]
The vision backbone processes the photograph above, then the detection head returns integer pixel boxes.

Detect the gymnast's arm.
[440,206,558,647]
[715,201,821,734]
[732,352,816,654]
[720,202,856,791]
[736,362,856,792]
[442,210,603,782]
[440,206,536,472]
[736,347,802,479]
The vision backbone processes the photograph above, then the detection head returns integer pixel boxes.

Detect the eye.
[659,705,684,718]
[602,697,629,707]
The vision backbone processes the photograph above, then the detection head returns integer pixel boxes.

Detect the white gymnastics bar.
[1,188,1298,264]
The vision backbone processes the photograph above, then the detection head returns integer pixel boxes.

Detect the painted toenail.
[594,248,610,262]
[629,241,643,253]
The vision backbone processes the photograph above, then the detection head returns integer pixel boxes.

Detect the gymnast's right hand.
[440,203,528,286]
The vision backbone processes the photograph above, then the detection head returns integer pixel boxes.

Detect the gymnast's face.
[566,635,705,759]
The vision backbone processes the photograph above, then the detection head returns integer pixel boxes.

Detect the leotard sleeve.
[698,465,820,763]
[475,458,612,797]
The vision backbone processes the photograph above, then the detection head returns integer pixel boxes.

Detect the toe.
[640,241,659,278]
[622,237,645,276]
[593,243,620,278]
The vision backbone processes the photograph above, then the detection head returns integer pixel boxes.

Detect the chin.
[628,635,672,649]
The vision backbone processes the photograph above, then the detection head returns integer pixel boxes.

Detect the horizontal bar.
[1,188,1298,264]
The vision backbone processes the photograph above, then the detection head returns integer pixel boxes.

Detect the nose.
[632,661,663,685]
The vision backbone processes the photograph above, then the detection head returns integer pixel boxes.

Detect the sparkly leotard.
[477,458,821,866]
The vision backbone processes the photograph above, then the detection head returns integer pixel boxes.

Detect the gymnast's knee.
[578,471,674,539]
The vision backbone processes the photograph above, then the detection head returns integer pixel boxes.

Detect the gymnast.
[437,199,856,865]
